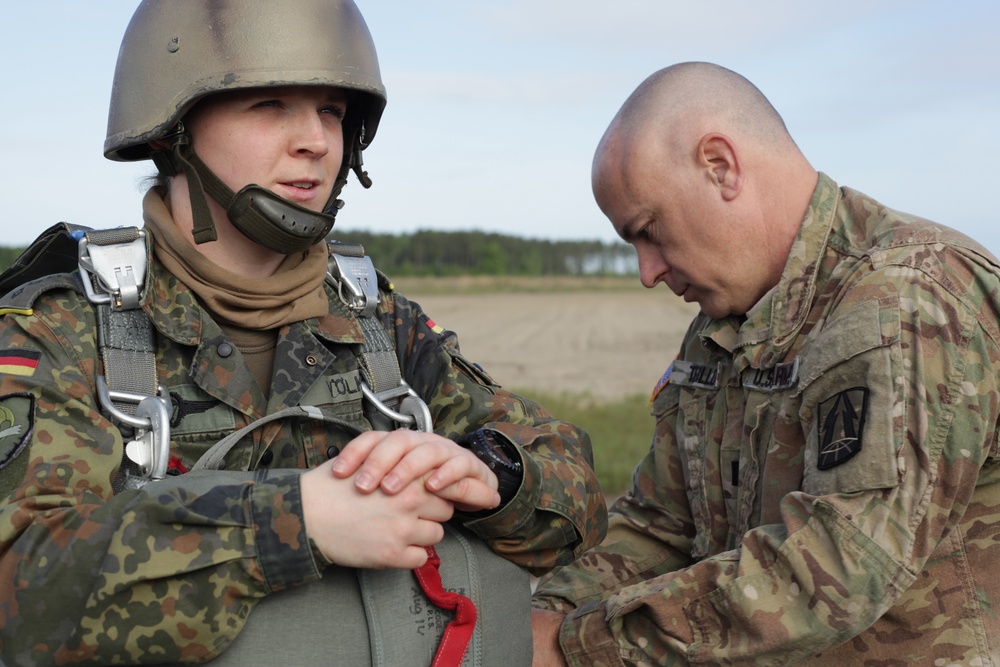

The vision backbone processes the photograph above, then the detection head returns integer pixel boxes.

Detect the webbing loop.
[415,545,478,667]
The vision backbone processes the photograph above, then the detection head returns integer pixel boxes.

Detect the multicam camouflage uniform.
[533,172,1000,666]
[0,202,607,665]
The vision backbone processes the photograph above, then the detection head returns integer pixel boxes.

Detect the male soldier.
[0,1,605,665]
[531,61,1000,665]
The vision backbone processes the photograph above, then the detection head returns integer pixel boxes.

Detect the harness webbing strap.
[191,406,363,471]
[84,228,159,417]
[97,305,159,413]
[357,314,405,431]
[414,545,478,667]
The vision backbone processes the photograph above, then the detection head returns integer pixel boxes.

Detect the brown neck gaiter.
[142,189,330,397]
[142,188,329,330]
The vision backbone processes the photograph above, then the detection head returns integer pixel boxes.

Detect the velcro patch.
[0,393,34,470]
[300,371,365,407]
[670,360,720,390]
[817,387,868,470]
[0,348,41,377]
[743,358,799,392]
[422,314,445,335]
[650,361,675,403]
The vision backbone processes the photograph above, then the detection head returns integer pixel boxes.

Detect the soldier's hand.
[332,430,501,513]
[301,458,454,569]
[531,609,569,667]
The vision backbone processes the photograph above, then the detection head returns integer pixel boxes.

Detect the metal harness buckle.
[97,378,172,483]
[329,253,380,317]
[327,245,433,434]
[79,228,166,489]
[78,230,147,310]
[360,381,433,433]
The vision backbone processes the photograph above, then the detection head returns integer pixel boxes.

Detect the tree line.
[330,229,637,276]
[0,229,639,277]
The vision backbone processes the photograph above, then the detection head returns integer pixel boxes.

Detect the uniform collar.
[708,172,841,372]
[143,252,366,347]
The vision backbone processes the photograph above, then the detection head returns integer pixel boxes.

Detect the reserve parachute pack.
[0,223,532,667]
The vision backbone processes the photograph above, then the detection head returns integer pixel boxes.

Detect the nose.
[636,245,668,289]
[291,109,331,158]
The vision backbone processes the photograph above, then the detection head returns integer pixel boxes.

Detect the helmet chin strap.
[152,126,371,255]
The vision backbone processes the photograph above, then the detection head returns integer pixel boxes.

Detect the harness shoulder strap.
[77,227,166,490]
[326,241,431,432]
[0,223,165,491]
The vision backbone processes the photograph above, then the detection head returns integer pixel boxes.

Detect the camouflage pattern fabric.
[0,229,607,665]
[533,173,1000,666]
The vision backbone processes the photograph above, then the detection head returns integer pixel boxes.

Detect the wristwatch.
[458,429,523,508]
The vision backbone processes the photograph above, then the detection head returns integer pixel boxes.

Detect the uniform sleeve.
[534,264,1000,665]
[531,390,697,612]
[389,294,607,573]
[0,292,322,666]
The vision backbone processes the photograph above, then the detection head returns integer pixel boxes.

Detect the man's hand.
[532,608,569,667]
[301,458,453,569]
[331,430,501,512]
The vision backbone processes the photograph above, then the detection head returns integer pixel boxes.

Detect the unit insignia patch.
[0,393,34,470]
[817,387,868,470]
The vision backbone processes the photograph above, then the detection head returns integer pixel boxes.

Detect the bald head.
[598,62,799,172]
[592,62,818,318]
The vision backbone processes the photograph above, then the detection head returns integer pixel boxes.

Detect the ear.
[697,134,742,202]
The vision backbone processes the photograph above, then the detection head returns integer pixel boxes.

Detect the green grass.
[512,389,654,497]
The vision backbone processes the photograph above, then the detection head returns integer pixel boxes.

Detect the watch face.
[464,430,522,506]
[478,433,520,474]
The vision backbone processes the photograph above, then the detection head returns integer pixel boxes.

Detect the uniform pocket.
[169,384,237,441]
[795,299,902,496]
[671,370,724,560]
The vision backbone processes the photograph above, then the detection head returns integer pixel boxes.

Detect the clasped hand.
[301,430,500,569]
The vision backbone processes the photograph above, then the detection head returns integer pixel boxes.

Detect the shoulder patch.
[0,348,41,377]
[650,361,675,403]
[817,387,868,470]
[422,313,445,335]
[0,393,34,470]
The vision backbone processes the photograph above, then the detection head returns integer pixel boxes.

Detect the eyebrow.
[618,216,645,242]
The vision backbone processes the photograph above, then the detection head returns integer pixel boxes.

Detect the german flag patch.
[0,349,41,377]
[423,316,445,335]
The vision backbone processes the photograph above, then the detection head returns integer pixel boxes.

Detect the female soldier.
[0,1,605,664]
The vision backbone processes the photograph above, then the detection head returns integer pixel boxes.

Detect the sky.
[2,1,998,254]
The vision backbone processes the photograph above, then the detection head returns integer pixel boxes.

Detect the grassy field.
[513,389,653,497]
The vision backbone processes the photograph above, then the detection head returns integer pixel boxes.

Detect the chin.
[700,302,735,320]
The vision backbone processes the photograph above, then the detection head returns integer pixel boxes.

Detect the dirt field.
[395,276,701,402]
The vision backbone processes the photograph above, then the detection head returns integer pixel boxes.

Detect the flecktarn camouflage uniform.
[533,173,1000,666]
[0,203,607,665]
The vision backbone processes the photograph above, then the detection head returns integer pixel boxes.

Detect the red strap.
[413,545,478,667]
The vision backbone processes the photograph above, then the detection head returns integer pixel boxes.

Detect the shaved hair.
[591,62,818,317]
[607,61,797,154]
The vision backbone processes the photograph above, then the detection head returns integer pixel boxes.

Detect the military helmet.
[104,0,386,162]
[103,0,386,254]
